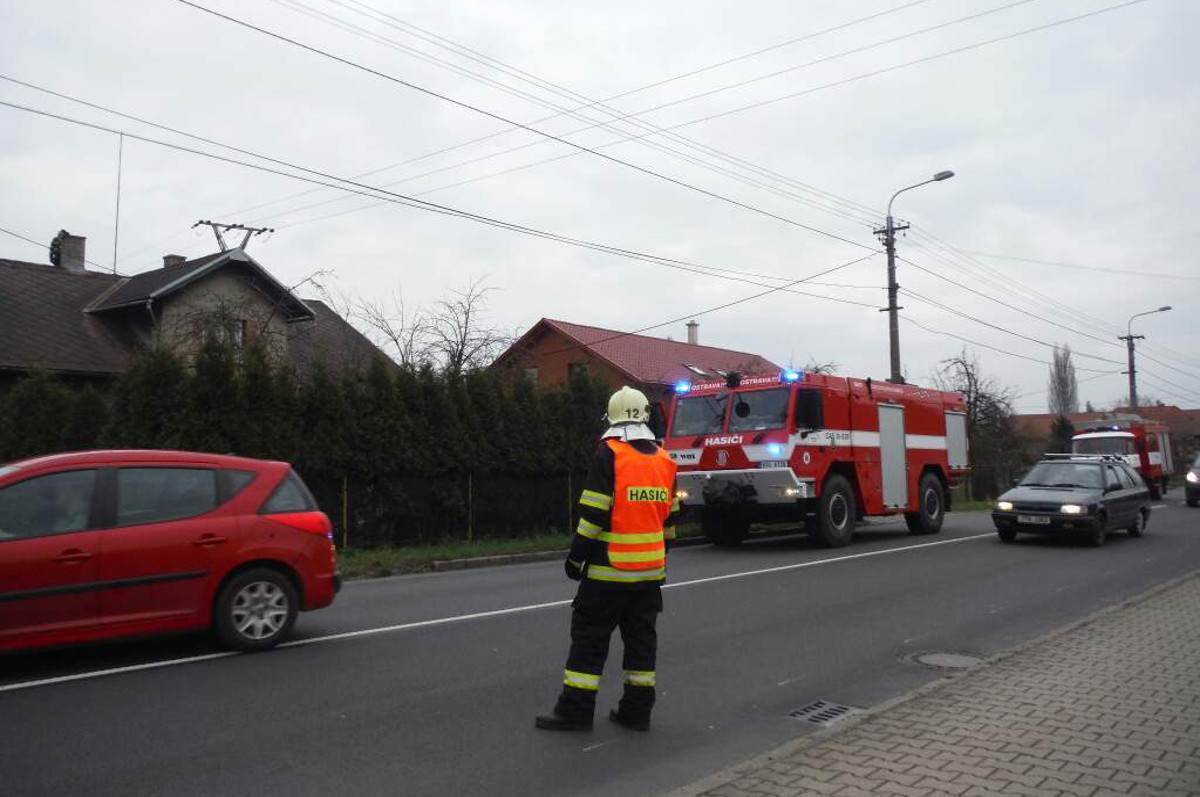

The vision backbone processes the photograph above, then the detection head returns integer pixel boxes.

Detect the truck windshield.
[728,388,790,433]
[671,394,728,436]
[1073,437,1135,455]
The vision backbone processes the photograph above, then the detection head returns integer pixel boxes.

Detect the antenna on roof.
[192,220,275,252]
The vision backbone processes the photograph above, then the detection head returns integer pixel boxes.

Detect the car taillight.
[265,511,333,537]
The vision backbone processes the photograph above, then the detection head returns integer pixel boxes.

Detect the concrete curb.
[664,567,1200,797]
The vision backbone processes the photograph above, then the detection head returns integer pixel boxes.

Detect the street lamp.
[1120,305,1171,409]
[877,170,956,383]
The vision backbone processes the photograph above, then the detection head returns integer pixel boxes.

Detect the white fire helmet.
[606,386,652,425]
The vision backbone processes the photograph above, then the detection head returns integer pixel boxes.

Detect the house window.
[525,367,539,385]
[568,362,589,379]
[227,319,246,351]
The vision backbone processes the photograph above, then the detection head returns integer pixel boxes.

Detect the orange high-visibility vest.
[605,439,677,572]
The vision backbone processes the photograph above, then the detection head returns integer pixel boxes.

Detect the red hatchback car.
[0,450,340,653]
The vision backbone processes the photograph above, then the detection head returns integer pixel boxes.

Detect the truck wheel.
[905,473,945,535]
[1149,482,1161,500]
[701,507,749,547]
[812,474,856,548]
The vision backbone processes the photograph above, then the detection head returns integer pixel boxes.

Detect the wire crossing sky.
[0,0,1194,411]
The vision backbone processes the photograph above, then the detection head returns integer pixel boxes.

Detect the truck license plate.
[1018,515,1050,525]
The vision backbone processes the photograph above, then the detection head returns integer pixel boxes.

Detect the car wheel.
[1127,508,1147,537]
[1087,514,1107,548]
[215,568,299,652]
[997,527,1017,543]
[813,474,856,548]
[701,506,749,547]
[1188,498,1199,508]
[904,474,945,535]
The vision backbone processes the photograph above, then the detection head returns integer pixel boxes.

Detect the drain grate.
[789,699,861,725]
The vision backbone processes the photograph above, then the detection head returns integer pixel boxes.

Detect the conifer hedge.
[0,341,612,547]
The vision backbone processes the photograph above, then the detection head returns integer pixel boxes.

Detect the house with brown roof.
[1014,405,1200,475]
[0,232,386,387]
[494,317,781,414]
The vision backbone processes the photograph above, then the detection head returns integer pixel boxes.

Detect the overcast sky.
[2,0,1197,412]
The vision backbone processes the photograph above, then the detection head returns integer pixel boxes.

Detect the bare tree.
[352,290,431,370]
[426,277,512,376]
[935,349,1024,498]
[1047,345,1079,416]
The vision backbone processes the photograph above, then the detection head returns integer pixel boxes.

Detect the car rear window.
[117,468,217,527]
[261,471,318,514]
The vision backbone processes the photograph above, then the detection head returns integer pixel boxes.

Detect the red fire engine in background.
[664,370,970,547]
[1071,416,1174,499]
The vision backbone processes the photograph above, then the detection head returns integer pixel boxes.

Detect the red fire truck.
[664,370,970,547]
[1071,416,1174,498]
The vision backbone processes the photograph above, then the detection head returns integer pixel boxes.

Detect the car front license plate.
[1018,514,1051,525]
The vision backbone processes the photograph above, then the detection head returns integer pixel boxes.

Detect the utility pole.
[1118,332,1143,409]
[875,170,955,384]
[875,213,910,383]
[193,220,275,252]
[1120,305,1172,410]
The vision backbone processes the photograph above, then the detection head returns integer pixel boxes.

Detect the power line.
[901,315,1118,373]
[212,0,927,226]
[208,0,1149,248]
[0,98,882,310]
[538,254,879,358]
[900,287,1126,366]
[250,0,1034,228]
[899,255,1126,350]
[0,224,118,273]
[961,249,1200,282]
[172,0,877,253]
[1012,370,1124,402]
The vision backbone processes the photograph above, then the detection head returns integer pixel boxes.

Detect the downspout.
[144,297,159,327]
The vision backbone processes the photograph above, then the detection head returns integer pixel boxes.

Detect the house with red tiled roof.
[494,317,781,413]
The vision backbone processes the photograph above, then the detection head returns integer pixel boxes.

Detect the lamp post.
[876,170,955,383]
[1120,305,1171,409]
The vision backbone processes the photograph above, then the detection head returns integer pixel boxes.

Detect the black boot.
[535,685,595,731]
[535,712,593,731]
[608,708,649,731]
[610,683,654,731]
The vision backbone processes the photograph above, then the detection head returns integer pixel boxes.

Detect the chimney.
[50,230,86,273]
[163,254,187,268]
[686,319,699,345]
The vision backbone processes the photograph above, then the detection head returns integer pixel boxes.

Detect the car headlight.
[1188,471,1199,484]
[676,489,690,500]
[996,501,1013,511]
[1060,504,1085,515]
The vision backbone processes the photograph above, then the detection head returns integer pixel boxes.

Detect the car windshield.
[671,394,728,436]
[1073,436,1135,455]
[728,388,790,433]
[1020,462,1103,489]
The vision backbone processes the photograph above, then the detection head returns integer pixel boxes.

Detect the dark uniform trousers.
[554,580,663,722]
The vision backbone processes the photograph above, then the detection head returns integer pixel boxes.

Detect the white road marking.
[0,652,237,693]
[583,741,616,752]
[0,533,993,693]
[1151,504,1165,509]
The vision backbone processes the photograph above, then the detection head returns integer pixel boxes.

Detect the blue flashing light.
[675,380,692,394]
[767,443,785,457]
[783,370,802,383]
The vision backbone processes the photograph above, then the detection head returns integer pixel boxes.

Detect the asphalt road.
[3,491,1198,797]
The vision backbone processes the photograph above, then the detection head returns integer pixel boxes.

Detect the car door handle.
[54,549,94,564]
[193,534,228,547]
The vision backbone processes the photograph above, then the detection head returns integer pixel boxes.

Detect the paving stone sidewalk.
[674,573,1200,797]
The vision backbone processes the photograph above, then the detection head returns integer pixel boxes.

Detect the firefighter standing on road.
[536,386,679,732]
